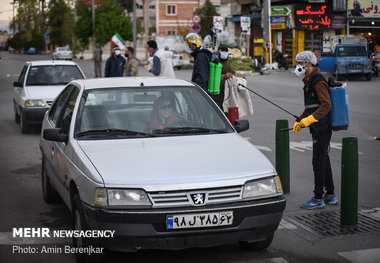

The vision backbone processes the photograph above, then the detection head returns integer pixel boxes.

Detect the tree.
[47,0,74,47]
[95,0,132,46]
[194,0,217,38]
[74,0,92,47]
[9,0,45,52]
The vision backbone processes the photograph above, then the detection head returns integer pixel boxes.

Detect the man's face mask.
[220,51,229,60]
[114,50,121,56]
[294,64,306,77]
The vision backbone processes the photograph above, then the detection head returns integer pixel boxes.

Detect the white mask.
[115,50,121,56]
[294,64,306,76]
[220,51,229,60]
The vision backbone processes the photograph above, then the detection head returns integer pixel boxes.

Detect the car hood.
[77,134,275,192]
[25,85,66,101]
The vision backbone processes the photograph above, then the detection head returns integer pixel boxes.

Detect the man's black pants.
[312,128,334,199]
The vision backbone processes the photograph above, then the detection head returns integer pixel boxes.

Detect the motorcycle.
[274,49,289,70]
[370,53,379,77]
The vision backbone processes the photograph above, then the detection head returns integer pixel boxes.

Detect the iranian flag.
[110,33,125,49]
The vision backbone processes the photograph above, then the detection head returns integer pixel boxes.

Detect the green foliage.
[48,0,74,47]
[95,0,132,46]
[75,0,92,47]
[228,57,254,71]
[9,0,46,52]
[194,0,217,39]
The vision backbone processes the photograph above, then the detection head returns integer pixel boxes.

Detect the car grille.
[149,186,242,207]
[349,63,361,67]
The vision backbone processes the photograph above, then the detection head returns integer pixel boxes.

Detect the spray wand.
[238,84,301,132]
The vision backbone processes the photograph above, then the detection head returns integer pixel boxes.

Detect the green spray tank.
[208,61,222,95]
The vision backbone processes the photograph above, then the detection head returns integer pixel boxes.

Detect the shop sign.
[213,16,224,31]
[331,15,346,29]
[295,4,332,30]
[241,16,251,33]
[271,6,291,16]
[271,16,286,30]
[347,0,380,17]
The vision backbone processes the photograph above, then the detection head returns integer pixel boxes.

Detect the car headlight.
[242,176,282,199]
[107,189,151,206]
[25,99,47,107]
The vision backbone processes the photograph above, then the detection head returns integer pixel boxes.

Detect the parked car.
[52,47,73,60]
[13,60,85,133]
[27,47,37,54]
[169,50,184,69]
[319,35,372,81]
[40,77,285,262]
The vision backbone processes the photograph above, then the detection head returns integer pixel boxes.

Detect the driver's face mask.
[294,64,306,77]
[114,50,121,56]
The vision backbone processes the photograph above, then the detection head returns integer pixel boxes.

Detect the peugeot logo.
[189,193,207,205]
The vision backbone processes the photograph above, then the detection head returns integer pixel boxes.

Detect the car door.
[44,85,79,199]
[13,64,28,112]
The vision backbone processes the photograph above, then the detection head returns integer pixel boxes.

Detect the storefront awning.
[229,14,261,22]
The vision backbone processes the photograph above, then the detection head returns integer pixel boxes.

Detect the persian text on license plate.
[349,69,362,73]
[167,211,233,229]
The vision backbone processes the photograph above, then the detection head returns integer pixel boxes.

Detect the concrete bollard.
[340,137,359,227]
[276,120,290,194]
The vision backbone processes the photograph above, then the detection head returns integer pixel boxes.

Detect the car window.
[337,46,367,57]
[75,86,233,139]
[18,65,28,84]
[49,85,74,125]
[25,65,84,86]
[58,87,80,135]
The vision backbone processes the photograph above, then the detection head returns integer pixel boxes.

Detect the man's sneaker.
[324,194,338,205]
[300,198,326,209]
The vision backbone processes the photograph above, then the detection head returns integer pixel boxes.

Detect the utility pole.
[91,0,95,49]
[11,1,16,35]
[263,0,272,68]
[133,0,136,52]
[143,0,149,60]
[268,0,272,68]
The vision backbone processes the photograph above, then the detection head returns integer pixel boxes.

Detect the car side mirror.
[234,119,249,133]
[43,128,68,143]
[13,81,23,87]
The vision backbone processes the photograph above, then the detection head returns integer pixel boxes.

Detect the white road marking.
[338,248,380,263]
[361,207,380,220]
[254,145,272,152]
[278,219,297,230]
[0,232,70,245]
[270,257,290,263]
[290,141,363,154]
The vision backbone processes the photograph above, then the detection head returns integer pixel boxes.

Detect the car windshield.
[26,65,84,86]
[337,46,367,57]
[57,47,70,51]
[75,86,234,139]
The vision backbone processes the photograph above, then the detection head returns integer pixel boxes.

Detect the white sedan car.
[13,60,85,133]
[40,77,285,261]
[52,47,73,60]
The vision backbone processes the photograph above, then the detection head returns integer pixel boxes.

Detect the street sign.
[192,23,201,33]
[271,6,291,16]
[193,15,201,23]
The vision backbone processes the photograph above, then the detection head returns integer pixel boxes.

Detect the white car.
[40,77,285,261]
[169,50,184,69]
[52,47,73,60]
[13,60,85,133]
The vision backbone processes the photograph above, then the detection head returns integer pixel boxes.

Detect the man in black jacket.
[186,33,212,92]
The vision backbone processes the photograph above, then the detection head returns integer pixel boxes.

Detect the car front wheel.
[72,194,105,263]
[14,103,20,123]
[41,158,61,203]
[238,234,274,251]
[20,111,31,133]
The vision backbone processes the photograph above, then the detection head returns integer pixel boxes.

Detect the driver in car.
[145,96,180,130]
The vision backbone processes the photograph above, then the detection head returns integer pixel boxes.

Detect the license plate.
[167,211,233,229]
[349,69,362,73]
